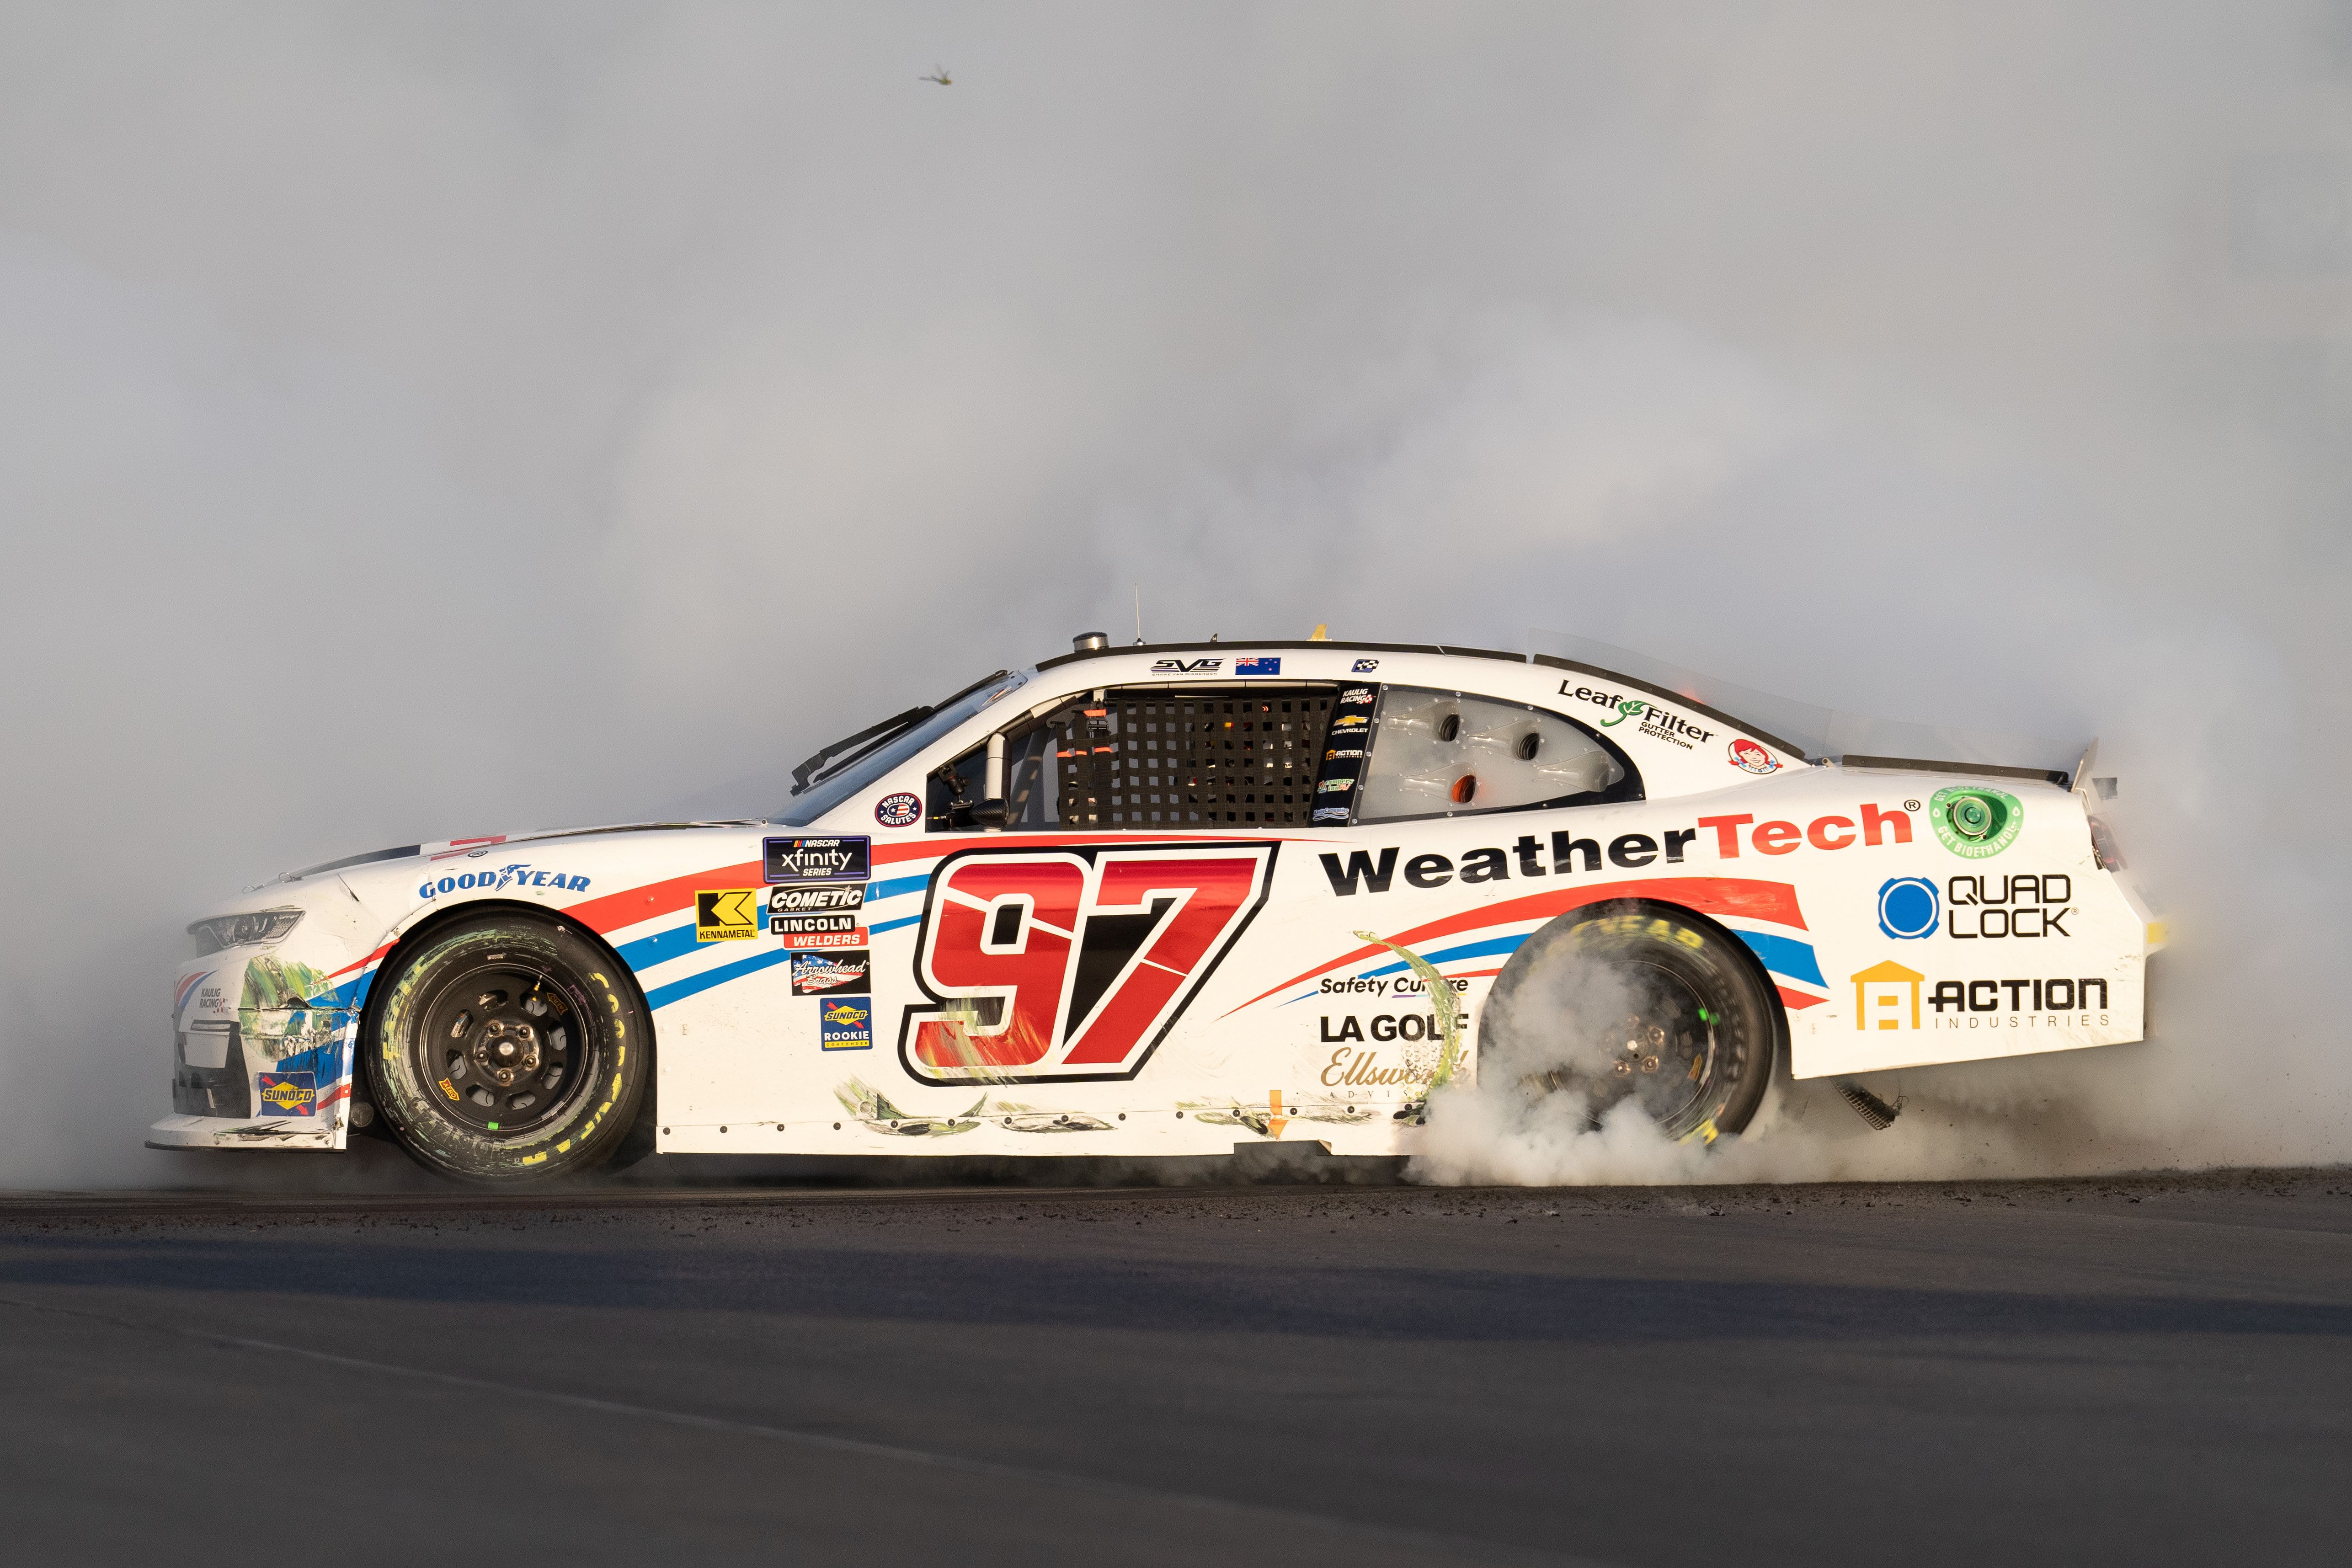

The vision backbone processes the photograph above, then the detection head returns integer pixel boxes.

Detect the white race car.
[151,636,2159,1183]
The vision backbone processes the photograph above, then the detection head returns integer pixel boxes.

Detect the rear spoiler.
[1838,755,2073,789]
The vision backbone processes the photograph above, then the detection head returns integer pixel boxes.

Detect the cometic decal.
[899,842,1278,1084]
[768,884,867,914]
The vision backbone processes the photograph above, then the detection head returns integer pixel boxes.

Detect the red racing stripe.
[564,860,763,935]
[1229,877,1808,1014]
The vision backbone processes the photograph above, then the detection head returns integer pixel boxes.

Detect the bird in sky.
[921,66,951,85]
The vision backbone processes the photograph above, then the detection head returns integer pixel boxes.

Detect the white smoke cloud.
[0,2,2344,1186]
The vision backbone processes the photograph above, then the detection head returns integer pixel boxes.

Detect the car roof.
[1033,638,1810,760]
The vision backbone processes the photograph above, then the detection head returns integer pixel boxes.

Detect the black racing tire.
[365,911,651,1185]
[1477,900,1777,1142]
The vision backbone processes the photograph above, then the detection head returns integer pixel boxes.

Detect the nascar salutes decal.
[900,842,1278,1085]
[875,792,923,828]
[256,1072,317,1117]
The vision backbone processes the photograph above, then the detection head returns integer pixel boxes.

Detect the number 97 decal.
[899,843,1279,1085]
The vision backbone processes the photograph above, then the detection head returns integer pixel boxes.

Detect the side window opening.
[1354,687,1640,824]
[930,684,1341,830]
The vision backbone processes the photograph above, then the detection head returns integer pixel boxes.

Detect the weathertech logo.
[696,890,761,941]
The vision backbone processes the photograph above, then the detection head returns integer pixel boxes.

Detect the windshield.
[773,669,1031,825]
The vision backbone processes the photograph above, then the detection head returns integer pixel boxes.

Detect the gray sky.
[3,2,2346,1184]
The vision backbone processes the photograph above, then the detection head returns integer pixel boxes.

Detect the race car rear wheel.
[1477,901,1776,1142]
[365,912,649,1184]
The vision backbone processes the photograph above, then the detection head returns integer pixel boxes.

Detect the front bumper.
[146,1112,341,1150]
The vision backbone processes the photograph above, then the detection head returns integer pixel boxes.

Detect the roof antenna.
[1309,623,1328,640]
[1134,583,1145,645]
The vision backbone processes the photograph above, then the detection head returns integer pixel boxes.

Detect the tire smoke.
[0,5,2344,1187]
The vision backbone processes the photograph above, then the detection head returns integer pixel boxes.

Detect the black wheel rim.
[1521,960,1723,1133]
[407,954,596,1137]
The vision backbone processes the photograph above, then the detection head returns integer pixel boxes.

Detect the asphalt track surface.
[4,1165,2349,1567]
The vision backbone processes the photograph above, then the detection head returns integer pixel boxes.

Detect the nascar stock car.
[152,635,2160,1183]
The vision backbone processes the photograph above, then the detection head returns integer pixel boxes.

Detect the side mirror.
[969,798,1010,828]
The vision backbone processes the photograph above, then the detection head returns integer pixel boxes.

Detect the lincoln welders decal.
[900,842,1277,1085]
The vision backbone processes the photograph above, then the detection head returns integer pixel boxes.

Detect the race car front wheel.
[1477,901,1777,1142]
[366,912,650,1184]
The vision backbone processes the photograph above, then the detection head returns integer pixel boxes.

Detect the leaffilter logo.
[1929,786,2022,859]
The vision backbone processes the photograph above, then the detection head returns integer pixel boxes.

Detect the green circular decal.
[1929,785,2022,859]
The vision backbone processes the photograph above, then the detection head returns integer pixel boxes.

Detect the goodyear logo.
[256,1072,316,1117]
[696,890,761,942]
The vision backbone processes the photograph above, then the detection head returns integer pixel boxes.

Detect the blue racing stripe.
[1735,929,1824,987]
[616,923,697,972]
[1360,933,1530,978]
[645,949,793,1011]
[624,875,926,975]
[868,913,922,936]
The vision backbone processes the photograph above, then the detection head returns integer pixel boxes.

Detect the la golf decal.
[899,843,1278,1084]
